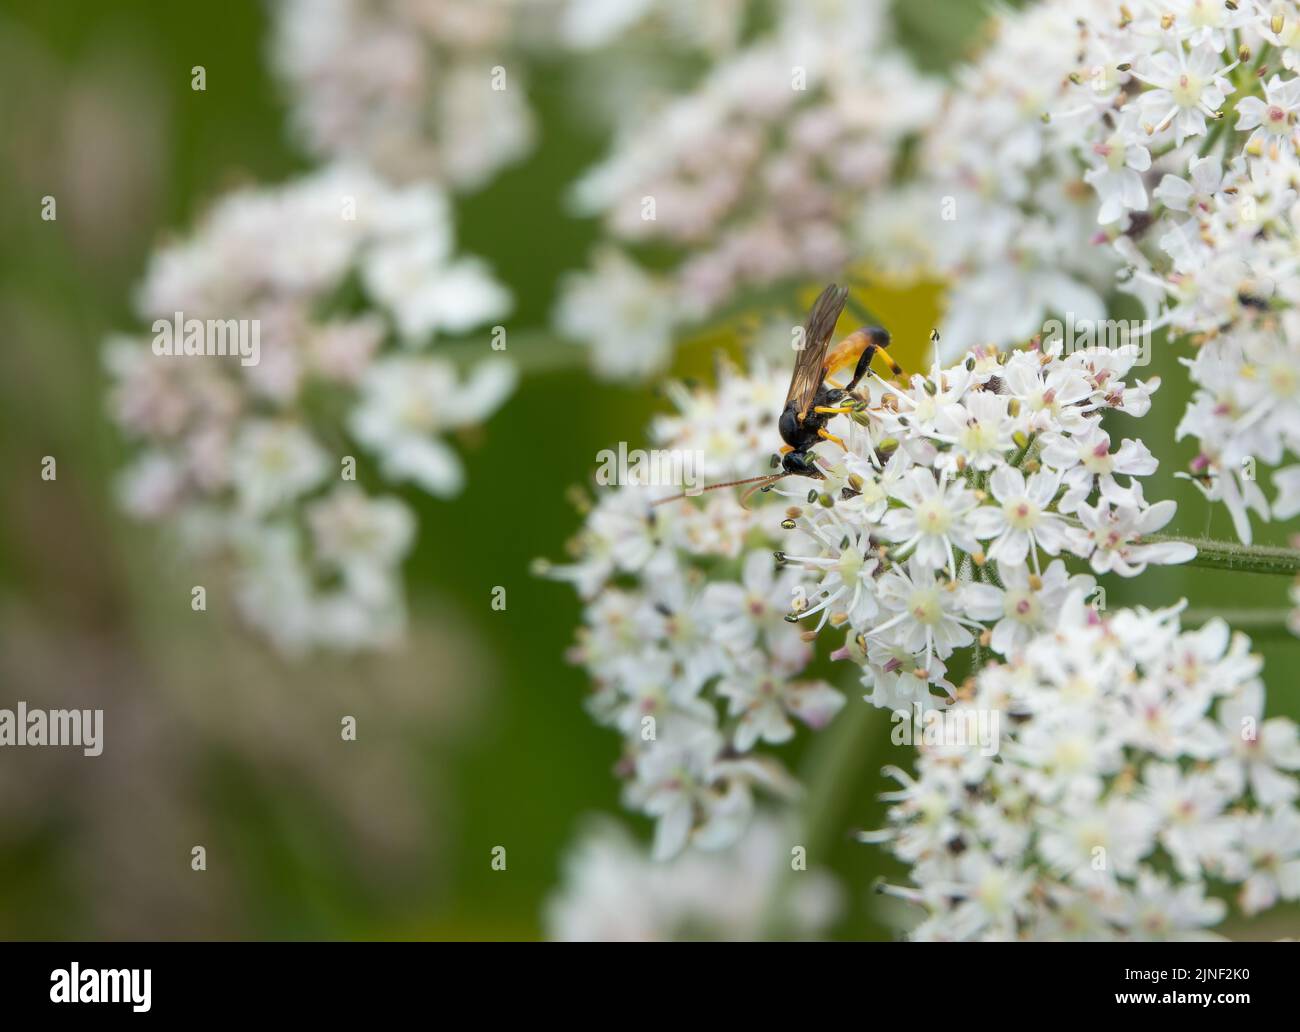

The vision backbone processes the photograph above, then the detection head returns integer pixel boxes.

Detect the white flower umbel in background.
[545,334,1193,856]
[866,595,1300,941]
[554,1,940,378]
[861,1,1121,359]
[106,165,514,654]
[557,0,750,56]
[546,816,841,941]
[269,0,536,189]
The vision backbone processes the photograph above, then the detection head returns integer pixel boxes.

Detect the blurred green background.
[0,0,1296,940]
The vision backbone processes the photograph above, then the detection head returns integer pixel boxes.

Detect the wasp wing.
[785,284,849,420]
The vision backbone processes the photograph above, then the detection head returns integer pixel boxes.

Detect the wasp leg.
[813,405,854,415]
[874,345,903,377]
[817,428,847,449]
[779,444,794,454]
[845,328,903,391]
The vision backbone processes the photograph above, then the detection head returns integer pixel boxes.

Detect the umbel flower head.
[545,333,1191,857]
[865,594,1300,941]
[541,357,844,859]
[106,165,514,654]
[769,334,1187,712]
[554,1,940,379]
[868,0,1300,542]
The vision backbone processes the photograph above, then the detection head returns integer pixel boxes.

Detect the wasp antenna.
[651,472,787,508]
[739,473,789,509]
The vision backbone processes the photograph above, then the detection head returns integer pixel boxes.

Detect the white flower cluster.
[555,3,940,378]
[545,815,842,941]
[543,359,847,859]
[875,0,1300,542]
[777,338,1188,712]
[106,165,514,654]
[1054,0,1300,544]
[269,0,536,189]
[866,595,1300,941]
[557,0,750,56]
[548,336,1192,854]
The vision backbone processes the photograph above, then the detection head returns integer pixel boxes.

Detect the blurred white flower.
[555,6,939,377]
[107,166,514,653]
[362,242,510,343]
[554,249,682,380]
[558,0,748,54]
[307,485,416,603]
[230,421,329,518]
[1176,318,1300,542]
[269,0,535,189]
[350,357,517,496]
[717,657,845,751]
[546,816,842,941]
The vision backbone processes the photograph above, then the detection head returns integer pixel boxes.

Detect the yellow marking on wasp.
[875,345,903,376]
[824,332,904,379]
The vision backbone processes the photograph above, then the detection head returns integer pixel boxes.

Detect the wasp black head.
[781,450,822,478]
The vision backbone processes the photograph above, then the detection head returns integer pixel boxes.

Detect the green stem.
[438,329,588,376]
[1011,431,1037,467]
[1197,43,1271,158]
[1197,108,1231,158]
[1149,534,1300,576]
[1181,607,1296,636]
